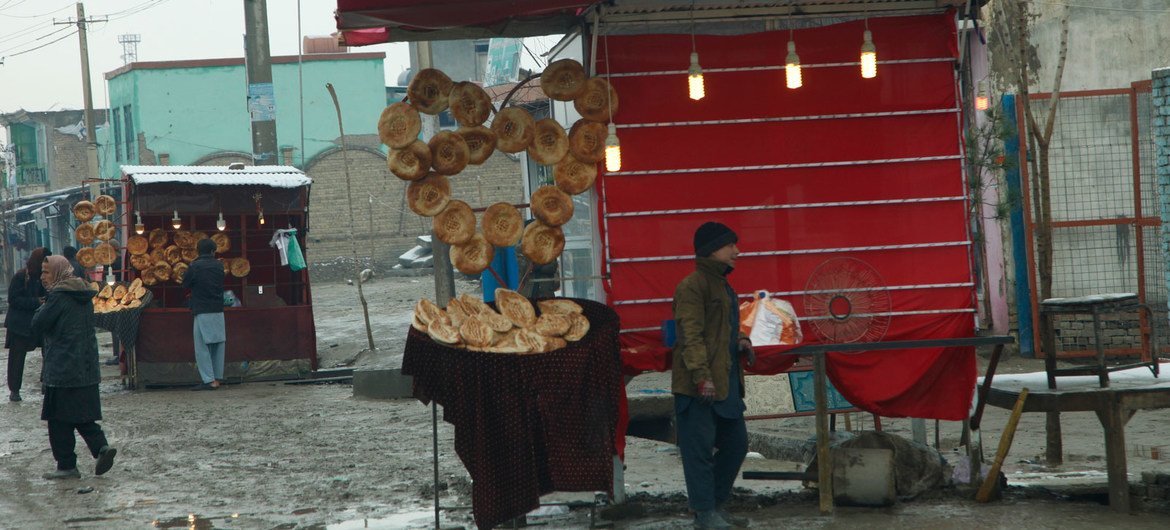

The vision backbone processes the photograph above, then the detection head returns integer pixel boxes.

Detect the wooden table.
[984,363,1170,512]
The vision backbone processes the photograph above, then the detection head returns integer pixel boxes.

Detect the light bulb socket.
[134,223,145,235]
[688,52,702,75]
[861,30,875,52]
[605,123,620,148]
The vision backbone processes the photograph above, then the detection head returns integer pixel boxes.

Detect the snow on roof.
[122,165,311,188]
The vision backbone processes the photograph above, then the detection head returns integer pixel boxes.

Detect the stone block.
[832,447,896,507]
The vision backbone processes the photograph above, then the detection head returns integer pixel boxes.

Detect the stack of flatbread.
[92,278,148,314]
[411,288,590,354]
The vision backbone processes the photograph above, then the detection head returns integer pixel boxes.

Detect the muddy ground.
[2,272,1170,529]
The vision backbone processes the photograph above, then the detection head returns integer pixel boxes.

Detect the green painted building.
[100,51,386,177]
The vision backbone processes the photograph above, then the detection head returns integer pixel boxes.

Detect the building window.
[112,108,123,162]
[123,105,134,161]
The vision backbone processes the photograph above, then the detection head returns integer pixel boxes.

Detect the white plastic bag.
[738,290,802,346]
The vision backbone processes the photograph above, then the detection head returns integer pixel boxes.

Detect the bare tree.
[987,0,1071,465]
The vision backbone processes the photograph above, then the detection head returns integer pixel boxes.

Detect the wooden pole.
[814,352,833,514]
[976,387,1030,503]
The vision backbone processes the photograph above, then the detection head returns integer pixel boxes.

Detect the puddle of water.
[326,510,445,530]
[152,513,242,529]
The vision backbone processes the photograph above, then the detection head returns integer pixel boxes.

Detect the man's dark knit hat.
[693,222,738,257]
[197,238,217,256]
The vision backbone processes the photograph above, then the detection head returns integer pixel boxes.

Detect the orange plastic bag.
[738,290,802,346]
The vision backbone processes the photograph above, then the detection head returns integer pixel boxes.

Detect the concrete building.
[0,109,106,277]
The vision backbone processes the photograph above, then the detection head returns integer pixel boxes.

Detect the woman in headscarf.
[4,247,49,402]
[32,255,117,479]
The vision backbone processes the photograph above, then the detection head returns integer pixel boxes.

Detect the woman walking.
[4,247,49,402]
[32,255,116,479]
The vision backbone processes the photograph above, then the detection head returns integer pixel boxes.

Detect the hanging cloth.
[268,229,306,271]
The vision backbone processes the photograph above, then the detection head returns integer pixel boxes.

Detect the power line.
[3,28,75,58]
[0,24,71,55]
[0,20,54,45]
[0,2,72,19]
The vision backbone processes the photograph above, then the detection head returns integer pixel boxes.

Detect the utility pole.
[243,0,277,165]
[56,3,106,194]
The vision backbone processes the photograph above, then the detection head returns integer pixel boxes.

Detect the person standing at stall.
[32,255,117,479]
[672,222,755,530]
[183,238,226,391]
[4,247,50,402]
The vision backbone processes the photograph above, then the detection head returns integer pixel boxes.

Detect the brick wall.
[47,129,90,190]
[302,144,525,273]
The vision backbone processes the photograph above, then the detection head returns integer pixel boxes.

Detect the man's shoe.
[42,468,81,480]
[716,508,749,528]
[95,446,117,476]
[694,510,731,530]
[8,391,20,402]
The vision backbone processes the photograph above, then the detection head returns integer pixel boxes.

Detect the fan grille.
[803,257,891,344]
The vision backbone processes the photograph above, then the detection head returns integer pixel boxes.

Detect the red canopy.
[335,0,592,44]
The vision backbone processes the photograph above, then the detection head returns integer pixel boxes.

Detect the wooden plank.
[814,353,833,515]
[976,388,1029,503]
[1095,401,1132,513]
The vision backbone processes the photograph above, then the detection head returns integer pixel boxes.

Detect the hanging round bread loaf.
[428,130,470,176]
[151,261,172,282]
[406,172,452,217]
[76,247,97,269]
[127,235,149,255]
[530,185,574,227]
[377,102,422,149]
[148,228,168,249]
[449,81,493,127]
[481,202,523,247]
[491,107,535,153]
[140,267,158,286]
[230,257,251,278]
[174,230,195,249]
[388,139,432,181]
[164,245,182,265]
[432,200,475,245]
[528,118,569,165]
[211,232,231,253]
[457,126,497,165]
[568,119,607,164]
[73,201,96,223]
[450,232,494,275]
[554,153,598,195]
[94,220,116,242]
[94,195,117,217]
[75,223,96,246]
[129,253,153,271]
[574,77,618,123]
[540,59,588,101]
[521,220,565,265]
[408,68,453,115]
[182,247,199,263]
[172,262,189,284]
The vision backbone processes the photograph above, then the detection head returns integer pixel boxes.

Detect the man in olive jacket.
[672,222,755,530]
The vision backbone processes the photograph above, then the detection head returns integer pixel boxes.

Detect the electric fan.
[803,257,892,344]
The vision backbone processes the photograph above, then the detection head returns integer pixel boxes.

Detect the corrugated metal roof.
[122,165,311,188]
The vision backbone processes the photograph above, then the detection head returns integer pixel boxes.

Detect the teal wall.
[101,55,385,178]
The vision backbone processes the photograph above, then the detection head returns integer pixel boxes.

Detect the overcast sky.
[0,0,562,147]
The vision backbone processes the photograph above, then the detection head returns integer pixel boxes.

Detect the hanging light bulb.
[785,40,802,89]
[216,211,227,231]
[860,28,877,79]
[604,122,622,172]
[171,210,181,229]
[686,1,704,101]
[105,268,115,286]
[134,211,145,235]
[259,210,265,225]
[688,52,705,101]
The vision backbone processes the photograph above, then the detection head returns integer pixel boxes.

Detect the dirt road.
[1,274,1169,528]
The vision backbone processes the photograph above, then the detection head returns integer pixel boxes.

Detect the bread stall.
[114,164,317,387]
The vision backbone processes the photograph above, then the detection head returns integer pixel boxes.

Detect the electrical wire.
[0,1,72,19]
[0,20,55,45]
[0,23,71,54]
[3,28,75,58]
